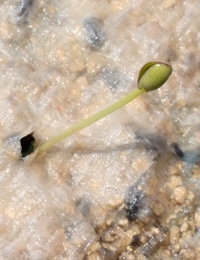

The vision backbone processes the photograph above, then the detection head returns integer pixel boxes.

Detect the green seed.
[138,62,172,92]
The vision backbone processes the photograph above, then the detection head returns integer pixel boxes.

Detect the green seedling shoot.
[21,62,172,158]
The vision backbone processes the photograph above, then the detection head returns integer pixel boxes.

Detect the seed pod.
[138,62,172,92]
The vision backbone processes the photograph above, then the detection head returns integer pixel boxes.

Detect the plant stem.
[37,88,146,155]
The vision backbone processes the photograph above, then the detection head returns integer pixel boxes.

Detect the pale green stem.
[37,88,146,155]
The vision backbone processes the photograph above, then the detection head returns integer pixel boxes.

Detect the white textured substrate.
[0,0,200,259]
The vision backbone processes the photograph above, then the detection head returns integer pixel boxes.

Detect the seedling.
[21,62,172,158]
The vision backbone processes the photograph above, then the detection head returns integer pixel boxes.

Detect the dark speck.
[131,235,141,247]
[20,132,35,158]
[172,142,184,158]
[126,193,142,221]
[172,144,200,165]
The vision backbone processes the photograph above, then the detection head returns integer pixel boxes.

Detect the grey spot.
[17,0,33,17]
[83,17,104,49]
[100,67,120,91]
[76,198,91,217]
[17,0,33,25]
[136,132,167,154]
[124,186,147,221]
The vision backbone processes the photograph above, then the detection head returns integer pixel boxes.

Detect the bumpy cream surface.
[0,0,200,259]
